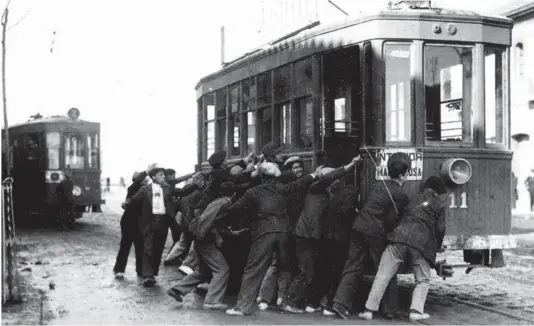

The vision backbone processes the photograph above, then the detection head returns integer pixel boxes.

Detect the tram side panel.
[358,150,513,270]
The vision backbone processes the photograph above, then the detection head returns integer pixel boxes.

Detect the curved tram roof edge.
[6,115,100,130]
[195,8,514,91]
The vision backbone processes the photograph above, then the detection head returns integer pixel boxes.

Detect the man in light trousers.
[359,176,449,321]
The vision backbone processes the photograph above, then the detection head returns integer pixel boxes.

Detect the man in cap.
[259,142,296,183]
[112,170,150,279]
[332,152,412,319]
[225,162,323,316]
[193,150,229,211]
[283,156,361,314]
[359,176,449,321]
[129,167,199,287]
[56,169,75,230]
[168,182,247,310]
[256,155,306,310]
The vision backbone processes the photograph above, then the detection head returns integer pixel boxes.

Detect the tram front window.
[424,45,473,143]
[64,134,85,169]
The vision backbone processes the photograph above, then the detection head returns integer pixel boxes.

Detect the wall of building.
[509,12,534,213]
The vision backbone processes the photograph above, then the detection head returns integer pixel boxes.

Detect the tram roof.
[195,7,513,90]
[8,115,99,129]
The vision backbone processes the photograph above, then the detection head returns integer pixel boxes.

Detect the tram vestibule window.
[485,47,505,145]
[424,45,473,143]
[298,98,313,149]
[64,134,85,169]
[46,132,60,169]
[385,43,412,143]
[87,133,99,169]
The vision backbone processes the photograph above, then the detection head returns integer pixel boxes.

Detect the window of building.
[229,83,240,156]
[515,42,524,80]
[242,78,256,153]
[385,43,412,143]
[46,132,60,169]
[87,133,99,169]
[424,45,473,143]
[257,72,272,107]
[204,93,215,159]
[64,133,85,169]
[278,103,292,151]
[297,97,313,149]
[485,47,505,145]
[216,88,227,151]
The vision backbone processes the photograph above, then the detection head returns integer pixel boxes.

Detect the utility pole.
[1,6,9,177]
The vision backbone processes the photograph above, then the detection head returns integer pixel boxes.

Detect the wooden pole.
[2,7,10,177]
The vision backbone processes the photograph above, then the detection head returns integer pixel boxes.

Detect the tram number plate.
[449,192,468,209]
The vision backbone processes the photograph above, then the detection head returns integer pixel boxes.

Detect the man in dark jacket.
[225,162,322,316]
[163,172,206,267]
[318,182,359,316]
[283,156,360,313]
[129,167,198,286]
[56,169,75,230]
[359,176,448,321]
[112,171,149,279]
[332,152,412,319]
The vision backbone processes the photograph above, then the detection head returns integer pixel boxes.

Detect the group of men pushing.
[112,142,453,321]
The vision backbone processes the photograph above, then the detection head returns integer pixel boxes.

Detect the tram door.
[322,46,362,169]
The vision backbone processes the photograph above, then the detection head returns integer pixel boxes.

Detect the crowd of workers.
[111,142,454,321]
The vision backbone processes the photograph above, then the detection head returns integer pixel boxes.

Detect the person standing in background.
[525,170,534,212]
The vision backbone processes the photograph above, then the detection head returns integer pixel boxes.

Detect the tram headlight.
[440,158,472,185]
[45,171,65,183]
[72,185,82,197]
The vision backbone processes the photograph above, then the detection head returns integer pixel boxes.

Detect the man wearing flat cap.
[259,142,297,183]
[225,162,324,316]
[129,167,199,287]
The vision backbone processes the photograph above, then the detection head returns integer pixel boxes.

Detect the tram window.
[203,93,216,159]
[46,132,60,170]
[87,133,99,169]
[334,98,347,132]
[64,134,85,169]
[385,43,412,143]
[274,65,291,102]
[231,114,240,157]
[242,78,256,153]
[259,107,272,147]
[297,97,313,150]
[206,121,215,158]
[278,103,292,151]
[485,48,505,145]
[258,72,272,107]
[246,111,255,153]
[229,83,241,156]
[216,89,227,151]
[294,58,313,97]
[424,45,473,143]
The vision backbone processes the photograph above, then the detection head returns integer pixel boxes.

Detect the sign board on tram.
[375,148,423,181]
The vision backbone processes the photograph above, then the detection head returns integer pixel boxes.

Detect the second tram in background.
[194,2,516,277]
[2,108,105,224]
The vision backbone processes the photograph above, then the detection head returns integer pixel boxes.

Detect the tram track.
[407,294,534,325]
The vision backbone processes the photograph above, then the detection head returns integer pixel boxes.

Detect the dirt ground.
[2,187,534,325]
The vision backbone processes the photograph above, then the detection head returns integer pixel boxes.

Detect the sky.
[0,0,522,180]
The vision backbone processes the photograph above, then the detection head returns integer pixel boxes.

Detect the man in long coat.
[129,167,198,286]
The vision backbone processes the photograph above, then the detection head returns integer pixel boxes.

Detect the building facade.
[501,2,534,214]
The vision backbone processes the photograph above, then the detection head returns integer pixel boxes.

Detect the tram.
[194,3,516,276]
[2,108,105,223]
